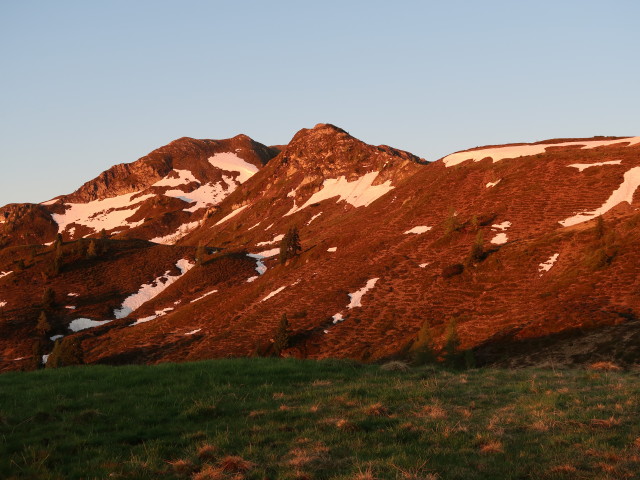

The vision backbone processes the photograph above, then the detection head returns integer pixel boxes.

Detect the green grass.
[1,359,639,479]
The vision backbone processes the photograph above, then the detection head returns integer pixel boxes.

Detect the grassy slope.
[1,360,639,480]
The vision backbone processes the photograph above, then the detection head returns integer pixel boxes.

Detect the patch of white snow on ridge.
[257,234,284,246]
[69,318,111,332]
[327,247,337,252]
[179,176,237,212]
[307,212,322,225]
[539,253,559,276]
[185,329,201,336]
[65,306,76,310]
[68,292,79,297]
[404,226,432,234]
[0,271,13,279]
[0,301,7,308]
[442,137,640,168]
[52,192,154,234]
[151,221,200,245]
[246,276,259,283]
[214,205,249,226]
[190,290,218,303]
[152,169,198,187]
[568,160,622,172]
[130,307,174,326]
[208,152,258,183]
[285,172,394,216]
[491,221,512,231]
[559,166,640,227]
[347,278,379,309]
[486,180,501,188]
[113,259,194,319]
[260,286,286,302]
[50,335,64,341]
[332,313,344,324]
[42,354,49,364]
[255,248,279,258]
[490,233,508,245]
[247,254,267,275]
[419,262,430,268]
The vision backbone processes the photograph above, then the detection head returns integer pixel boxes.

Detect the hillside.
[1,125,639,371]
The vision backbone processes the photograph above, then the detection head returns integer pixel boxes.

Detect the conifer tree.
[47,337,84,368]
[443,317,461,367]
[36,310,52,336]
[196,242,206,266]
[42,287,55,311]
[279,226,301,264]
[87,239,98,259]
[273,314,291,356]
[468,230,484,265]
[410,319,436,365]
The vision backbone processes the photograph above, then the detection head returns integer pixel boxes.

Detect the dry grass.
[219,455,254,473]
[197,444,218,461]
[380,361,410,372]
[479,440,503,454]
[588,361,623,371]
[364,402,390,417]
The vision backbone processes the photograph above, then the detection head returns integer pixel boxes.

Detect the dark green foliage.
[279,226,301,264]
[36,311,52,336]
[42,287,55,311]
[195,242,206,266]
[99,228,108,239]
[86,239,98,259]
[443,317,462,367]
[467,230,485,265]
[410,320,436,365]
[441,263,464,278]
[47,337,84,368]
[30,337,49,370]
[595,215,605,239]
[273,314,291,357]
[443,208,463,234]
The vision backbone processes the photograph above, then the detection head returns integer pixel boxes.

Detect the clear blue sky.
[1,0,639,206]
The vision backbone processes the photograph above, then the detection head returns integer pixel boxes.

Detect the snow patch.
[559,167,640,227]
[260,286,286,302]
[69,318,111,332]
[42,354,49,364]
[214,205,249,226]
[113,259,194,319]
[190,290,218,303]
[65,306,76,310]
[151,221,201,245]
[51,192,154,234]
[419,262,430,268]
[285,172,394,216]
[67,292,79,297]
[0,301,7,308]
[332,313,344,324]
[568,160,622,172]
[257,234,284,246]
[486,180,501,188]
[490,233,508,245]
[50,334,64,341]
[539,253,559,276]
[307,212,323,225]
[152,169,198,187]
[178,177,236,213]
[347,278,379,308]
[491,221,512,231]
[208,152,258,183]
[327,247,337,252]
[185,329,201,336]
[404,226,432,234]
[246,276,258,283]
[0,271,13,279]
[443,137,640,167]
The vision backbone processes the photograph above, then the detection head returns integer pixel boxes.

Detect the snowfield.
[190,290,218,303]
[404,226,432,234]
[285,172,394,216]
[150,221,201,245]
[152,169,198,187]
[0,271,13,279]
[51,192,154,234]
[113,259,194,319]
[68,318,111,332]
[442,137,640,167]
[257,234,284,246]
[491,233,508,245]
[347,278,379,308]
[568,160,622,172]
[214,205,249,226]
[539,253,559,276]
[208,152,258,183]
[486,180,501,188]
[261,286,286,302]
[559,167,640,227]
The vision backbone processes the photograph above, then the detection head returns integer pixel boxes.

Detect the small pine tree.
[195,242,206,266]
[86,239,98,259]
[47,337,84,368]
[31,338,49,370]
[42,287,55,311]
[273,314,291,357]
[444,208,463,235]
[443,317,461,367]
[36,310,52,336]
[595,215,605,239]
[468,230,484,265]
[410,319,436,365]
[279,226,301,265]
[99,228,108,239]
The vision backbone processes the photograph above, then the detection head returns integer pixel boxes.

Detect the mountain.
[1,125,639,372]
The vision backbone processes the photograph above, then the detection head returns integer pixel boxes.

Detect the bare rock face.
[0,203,57,248]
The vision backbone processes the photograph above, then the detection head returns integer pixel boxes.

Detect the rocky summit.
[1,125,639,372]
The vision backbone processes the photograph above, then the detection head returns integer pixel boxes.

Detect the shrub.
[47,337,84,368]
[86,239,98,259]
[42,287,56,310]
[441,263,464,278]
[410,320,436,365]
[273,314,291,357]
[467,231,485,265]
[35,311,52,336]
[443,208,463,234]
[279,226,301,264]
[443,318,461,367]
